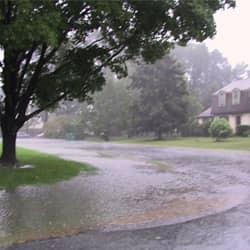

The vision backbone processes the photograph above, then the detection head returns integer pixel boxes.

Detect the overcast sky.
[206,0,250,66]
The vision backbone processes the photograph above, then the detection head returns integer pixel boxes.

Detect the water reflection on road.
[0,139,248,246]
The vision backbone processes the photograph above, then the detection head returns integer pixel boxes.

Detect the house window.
[232,89,240,105]
[236,116,241,126]
[218,92,226,107]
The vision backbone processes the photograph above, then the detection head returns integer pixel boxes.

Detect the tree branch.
[84,36,106,50]
[94,43,127,73]
[24,93,68,121]
[16,44,48,117]
[17,43,38,93]
[29,43,48,86]
[17,17,138,124]
[15,33,68,119]
[24,43,128,121]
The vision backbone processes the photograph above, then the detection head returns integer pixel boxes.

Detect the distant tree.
[232,62,249,80]
[131,55,189,140]
[174,43,247,109]
[79,75,135,140]
[44,114,83,139]
[0,0,235,165]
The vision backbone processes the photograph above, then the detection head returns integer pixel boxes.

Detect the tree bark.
[0,120,18,166]
[157,129,163,140]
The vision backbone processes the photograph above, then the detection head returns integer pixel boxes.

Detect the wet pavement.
[0,138,250,249]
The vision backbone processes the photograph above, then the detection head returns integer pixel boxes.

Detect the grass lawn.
[112,137,250,151]
[0,147,94,188]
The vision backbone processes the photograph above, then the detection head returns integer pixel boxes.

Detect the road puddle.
[106,192,246,231]
[0,185,245,247]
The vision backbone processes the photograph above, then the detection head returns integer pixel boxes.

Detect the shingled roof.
[213,78,250,95]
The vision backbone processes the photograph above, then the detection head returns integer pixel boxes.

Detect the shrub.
[236,125,250,137]
[200,120,213,137]
[44,115,85,139]
[209,118,232,141]
[181,119,212,137]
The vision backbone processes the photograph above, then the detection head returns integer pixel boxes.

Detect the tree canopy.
[78,75,135,139]
[131,55,189,139]
[174,43,247,108]
[0,0,235,165]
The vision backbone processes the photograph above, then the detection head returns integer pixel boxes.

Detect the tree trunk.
[0,122,18,166]
[157,129,163,140]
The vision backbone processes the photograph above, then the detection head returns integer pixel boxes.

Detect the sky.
[206,0,250,66]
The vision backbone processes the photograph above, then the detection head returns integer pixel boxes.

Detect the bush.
[209,118,232,141]
[181,119,212,137]
[44,115,85,139]
[200,120,213,137]
[236,125,250,137]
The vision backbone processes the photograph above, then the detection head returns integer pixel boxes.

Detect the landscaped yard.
[0,147,94,188]
[112,137,250,151]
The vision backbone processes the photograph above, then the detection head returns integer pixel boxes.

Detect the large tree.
[131,55,189,139]
[174,43,247,108]
[0,0,235,165]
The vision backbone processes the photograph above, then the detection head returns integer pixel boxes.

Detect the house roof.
[197,107,213,118]
[213,78,250,95]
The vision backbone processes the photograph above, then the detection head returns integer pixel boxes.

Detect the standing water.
[0,139,247,246]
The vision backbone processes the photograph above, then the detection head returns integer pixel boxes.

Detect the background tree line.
[0,0,234,165]
[43,43,248,140]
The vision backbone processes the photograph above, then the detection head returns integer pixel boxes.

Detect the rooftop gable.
[213,78,250,95]
[197,107,213,118]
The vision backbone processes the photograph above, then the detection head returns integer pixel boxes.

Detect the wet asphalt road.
[1,138,250,250]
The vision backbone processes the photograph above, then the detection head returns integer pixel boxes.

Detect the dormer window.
[232,88,240,105]
[218,91,226,107]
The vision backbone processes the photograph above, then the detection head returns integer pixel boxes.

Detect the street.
[1,139,250,250]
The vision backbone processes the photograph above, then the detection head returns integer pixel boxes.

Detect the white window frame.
[232,88,240,105]
[218,91,226,107]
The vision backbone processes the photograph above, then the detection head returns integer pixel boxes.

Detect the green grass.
[112,137,250,151]
[0,147,95,188]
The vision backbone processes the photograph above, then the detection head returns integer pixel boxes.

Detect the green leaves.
[79,75,134,138]
[0,0,235,127]
[131,55,189,137]
[0,1,62,48]
[209,118,232,140]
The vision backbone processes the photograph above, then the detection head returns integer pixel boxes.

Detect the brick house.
[197,79,250,133]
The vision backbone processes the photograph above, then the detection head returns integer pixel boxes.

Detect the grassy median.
[0,147,95,188]
[112,137,250,151]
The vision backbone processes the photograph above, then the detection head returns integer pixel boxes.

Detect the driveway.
[1,138,250,250]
